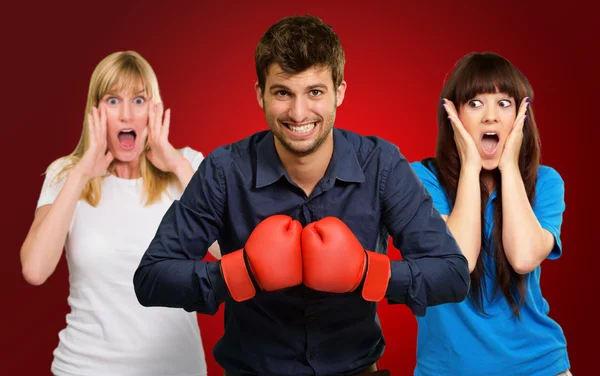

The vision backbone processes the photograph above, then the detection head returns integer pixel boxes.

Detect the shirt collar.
[255,129,365,189]
[324,128,365,183]
[255,133,287,188]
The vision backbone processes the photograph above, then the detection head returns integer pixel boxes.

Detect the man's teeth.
[287,123,316,133]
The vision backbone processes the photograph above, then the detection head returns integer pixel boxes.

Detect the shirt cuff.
[386,260,427,317]
[206,260,229,305]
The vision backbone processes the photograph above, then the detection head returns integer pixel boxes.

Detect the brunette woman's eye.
[468,99,482,108]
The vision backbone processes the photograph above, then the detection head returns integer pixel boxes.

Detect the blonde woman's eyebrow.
[104,89,146,97]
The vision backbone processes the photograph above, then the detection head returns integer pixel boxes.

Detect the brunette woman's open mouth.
[481,132,499,155]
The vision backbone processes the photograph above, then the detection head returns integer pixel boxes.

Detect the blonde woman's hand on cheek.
[74,105,114,180]
[145,101,186,173]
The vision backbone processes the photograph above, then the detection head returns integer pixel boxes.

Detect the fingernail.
[524,115,528,121]
[526,103,529,109]
[525,97,530,103]
[442,99,446,105]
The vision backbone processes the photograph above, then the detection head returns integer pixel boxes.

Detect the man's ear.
[255,82,264,109]
[335,81,347,107]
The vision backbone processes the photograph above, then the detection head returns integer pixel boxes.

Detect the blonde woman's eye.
[468,100,482,108]
[499,99,512,108]
[107,97,119,105]
[134,97,146,104]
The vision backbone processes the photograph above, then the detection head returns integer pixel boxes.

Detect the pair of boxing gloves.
[220,215,391,302]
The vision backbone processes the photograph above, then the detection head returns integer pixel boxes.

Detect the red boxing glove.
[221,215,303,302]
[302,217,390,302]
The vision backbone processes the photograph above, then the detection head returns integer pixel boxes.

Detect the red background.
[2,1,595,375]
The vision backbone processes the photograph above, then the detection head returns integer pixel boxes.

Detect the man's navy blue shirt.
[134,129,470,376]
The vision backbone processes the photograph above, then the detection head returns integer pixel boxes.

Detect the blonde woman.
[20,51,219,376]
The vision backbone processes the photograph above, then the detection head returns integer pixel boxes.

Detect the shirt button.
[308,316,316,321]
[309,352,316,360]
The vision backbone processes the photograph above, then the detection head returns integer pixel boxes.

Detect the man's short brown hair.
[255,15,346,93]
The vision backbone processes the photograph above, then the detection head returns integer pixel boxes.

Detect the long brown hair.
[426,52,541,317]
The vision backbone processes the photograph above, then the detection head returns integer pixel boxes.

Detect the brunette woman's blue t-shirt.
[410,161,570,376]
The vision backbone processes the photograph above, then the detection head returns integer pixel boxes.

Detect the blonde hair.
[55,50,177,206]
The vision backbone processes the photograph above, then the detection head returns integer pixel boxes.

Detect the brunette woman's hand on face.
[443,98,481,173]
[499,98,529,173]
[73,105,115,180]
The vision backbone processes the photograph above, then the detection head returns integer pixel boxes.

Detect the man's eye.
[468,100,482,108]
[275,90,289,97]
[107,98,119,105]
[134,97,146,104]
[499,99,512,108]
[309,90,322,97]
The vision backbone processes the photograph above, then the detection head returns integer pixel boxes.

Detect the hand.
[73,106,114,180]
[499,98,529,172]
[443,98,481,173]
[220,215,303,302]
[145,101,185,173]
[301,217,390,302]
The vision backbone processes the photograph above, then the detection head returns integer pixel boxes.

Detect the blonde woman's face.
[99,83,149,162]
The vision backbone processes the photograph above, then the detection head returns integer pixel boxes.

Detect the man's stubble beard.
[266,98,337,158]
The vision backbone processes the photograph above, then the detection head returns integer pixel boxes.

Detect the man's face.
[255,63,346,157]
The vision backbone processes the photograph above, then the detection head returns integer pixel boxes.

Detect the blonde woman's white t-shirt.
[37,147,208,376]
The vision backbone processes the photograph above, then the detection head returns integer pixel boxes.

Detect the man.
[134,14,470,376]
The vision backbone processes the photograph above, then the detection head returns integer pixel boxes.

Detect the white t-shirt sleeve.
[36,157,72,211]
[179,146,205,171]
[165,147,205,201]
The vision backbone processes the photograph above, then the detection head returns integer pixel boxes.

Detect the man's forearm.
[386,253,470,316]
[134,257,228,315]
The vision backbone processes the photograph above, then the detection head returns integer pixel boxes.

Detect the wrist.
[69,167,89,183]
[67,168,90,190]
[460,164,481,178]
[173,157,193,178]
[499,162,520,175]
[171,154,185,172]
